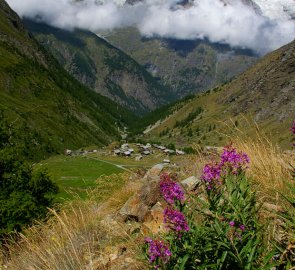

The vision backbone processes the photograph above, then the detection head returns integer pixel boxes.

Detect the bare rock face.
[181,176,201,191]
[142,202,165,235]
[119,164,164,223]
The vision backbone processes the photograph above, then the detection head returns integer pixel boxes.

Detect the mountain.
[0,0,136,160]
[137,38,295,149]
[99,27,258,98]
[249,0,295,20]
[120,0,295,20]
[96,0,295,99]
[24,20,175,114]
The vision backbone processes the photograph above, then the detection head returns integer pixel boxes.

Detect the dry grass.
[192,118,293,203]
[1,172,145,270]
[229,122,293,202]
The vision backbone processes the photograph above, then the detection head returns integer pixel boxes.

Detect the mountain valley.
[24,20,174,114]
[0,1,295,269]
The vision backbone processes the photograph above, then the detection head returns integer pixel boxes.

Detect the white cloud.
[6,0,295,54]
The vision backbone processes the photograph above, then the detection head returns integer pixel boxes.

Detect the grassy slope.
[0,0,136,160]
[139,40,295,149]
[100,27,258,98]
[25,20,175,114]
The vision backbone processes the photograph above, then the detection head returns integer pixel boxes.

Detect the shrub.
[0,114,58,239]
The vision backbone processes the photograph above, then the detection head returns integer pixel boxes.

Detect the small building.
[65,149,72,156]
[176,150,185,155]
[123,151,131,156]
[121,143,129,150]
[114,149,121,155]
[135,155,143,161]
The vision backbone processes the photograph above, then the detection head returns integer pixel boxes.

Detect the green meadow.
[36,155,123,201]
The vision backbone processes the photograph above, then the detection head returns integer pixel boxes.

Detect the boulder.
[181,176,201,191]
[143,164,164,181]
[119,194,149,222]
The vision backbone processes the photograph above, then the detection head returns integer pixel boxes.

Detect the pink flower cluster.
[228,221,246,242]
[160,173,185,205]
[229,221,246,231]
[291,120,295,134]
[201,163,221,190]
[164,208,190,233]
[220,145,250,174]
[145,238,171,266]
[201,145,250,189]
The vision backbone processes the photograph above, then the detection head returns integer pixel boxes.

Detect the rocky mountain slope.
[249,0,295,20]
[97,0,295,99]
[0,0,135,159]
[24,20,174,114]
[100,27,258,98]
[137,38,295,149]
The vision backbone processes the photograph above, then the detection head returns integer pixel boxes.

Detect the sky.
[6,0,295,54]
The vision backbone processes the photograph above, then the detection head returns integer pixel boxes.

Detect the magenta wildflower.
[239,224,246,231]
[145,238,171,266]
[220,145,250,174]
[164,208,190,234]
[201,163,221,189]
[229,221,235,227]
[160,173,185,205]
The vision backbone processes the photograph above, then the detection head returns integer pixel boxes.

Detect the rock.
[142,202,165,235]
[181,176,201,191]
[143,164,164,181]
[139,178,162,207]
[119,194,149,222]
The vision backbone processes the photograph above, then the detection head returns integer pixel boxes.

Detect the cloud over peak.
[6,0,295,54]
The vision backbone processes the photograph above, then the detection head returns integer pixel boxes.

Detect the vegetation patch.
[36,155,123,201]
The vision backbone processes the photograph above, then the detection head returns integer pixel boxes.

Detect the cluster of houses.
[113,143,185,158]
[152,144,185,156]
[113,143,135,157]
[64,143,186,162]
[64,149,98,156]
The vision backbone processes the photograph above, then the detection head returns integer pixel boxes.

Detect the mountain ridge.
[0,0,135,159]
[99,27,258,98]
[137,38,295,149]
[24,20,175,114]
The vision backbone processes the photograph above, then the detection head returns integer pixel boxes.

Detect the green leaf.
[178,254,189,270]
